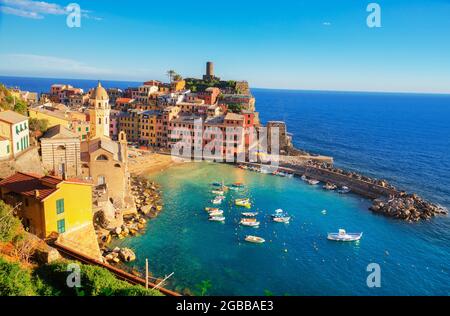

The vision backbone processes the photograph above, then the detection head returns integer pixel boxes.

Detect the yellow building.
[28,106,72,129]
[0,172,93,239]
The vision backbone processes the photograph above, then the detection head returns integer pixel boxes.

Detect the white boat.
[212,196,224,204]
[240,218,260,227]
[273,217,290,223]
[245,235,265,244]
[271,209,286,218]
[212,190,224,195]
[321,209,327,215]
[307,179,320,185]
[241,212,258,217]
[323,183,337,190]
[208,210,224,216]
[209,216,225,222]
[337,186,351,194]
[301,175,308,181]
[205,207,219,212]
[327,229,362,242]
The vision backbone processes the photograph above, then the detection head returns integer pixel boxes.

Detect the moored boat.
[235,198,251,208]
[205,207,219,212]
[240,219,260,227]
[241,212,258,217]
[273,216,290,223]
[208,210,224,216]
[307,179,320,185]
[323,183,337,190]
[245,235,265,244]
[337,186,351,194]
[212,190,224,195]
[271,209,286,218]
[212,196,225,204]
[327,229,362,242]
[209,216,226,222]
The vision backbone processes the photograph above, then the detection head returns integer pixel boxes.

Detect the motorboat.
[323,183,337,190]
[235,198,251,208]
[321,209,327,215]
[232,182,245,188]
[271,209,286,218]
[240,218,260,227]
[245,235,265,244]
[208,210,224,217]
[241,212,258,217]
[307,179,320,185]
[209,216,225,222]
[327,229,362,242]
[301,175,308,181]
[205,207,219,212]
[273,216,290,224]
[212,190,224,195]
[211,182,222,187]
[212,196,225,204]
[337,186,351,194]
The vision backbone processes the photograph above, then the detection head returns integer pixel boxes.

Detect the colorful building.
[0,172,93,239]
[0,110,30,160]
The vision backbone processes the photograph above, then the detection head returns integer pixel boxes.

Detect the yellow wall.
[28,108,71,129]
[42,182,93,237]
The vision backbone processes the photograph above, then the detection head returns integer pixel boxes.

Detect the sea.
[1,75,449,295]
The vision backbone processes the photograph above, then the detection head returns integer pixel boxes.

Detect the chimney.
[35,190,40,198]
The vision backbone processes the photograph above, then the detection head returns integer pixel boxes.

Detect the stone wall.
[0,146,44,178]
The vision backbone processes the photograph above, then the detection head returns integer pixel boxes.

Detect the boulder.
[119,248,136,262]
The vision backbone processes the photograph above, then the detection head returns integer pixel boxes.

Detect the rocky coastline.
[304,160,448,222]
[99,176,164,265]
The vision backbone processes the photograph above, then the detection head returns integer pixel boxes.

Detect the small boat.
[235,198,251,208]
[271,209,286,218]
[321,209,327,215]
[323,183,337,190]
[307,179,320,185]
[245,235,265,244]
[301,175,308,181]
[232,182,245,188]
[209,216,225,222]
[238,165,248,170]
[212,190,224,195]
[337,186,351,194]
[327,229,362,242]
[241,212,258,217]
[211,182,222,187]
[240,219,260,227]
[205,207,219,212]
[212,196,224,204]
[208,210,224,216]
[273,217,290,223]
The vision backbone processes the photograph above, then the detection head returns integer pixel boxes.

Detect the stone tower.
[118,131,128,164]
[89,81,110,139]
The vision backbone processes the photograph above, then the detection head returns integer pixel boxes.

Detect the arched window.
[114,163,121,168]
[96,154,109,161]
[98,118,102,124]
[56,145,66,150]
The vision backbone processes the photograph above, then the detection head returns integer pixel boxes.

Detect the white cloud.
[322,22,332,27]
[0,0,102,20]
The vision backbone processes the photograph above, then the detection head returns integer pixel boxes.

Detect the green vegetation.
[29,117,49,134]
[195,279,212,296]
[0,83,28,115]
[0,201,21,243]
[184,78,238,93]
[226,103,243,114]
[0,257,163,296]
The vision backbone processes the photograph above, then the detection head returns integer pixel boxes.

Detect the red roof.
[0,172,91,201]
[116,98,133,104]
[0,172,60,201]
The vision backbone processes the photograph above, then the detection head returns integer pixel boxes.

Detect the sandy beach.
[128,151,180,175]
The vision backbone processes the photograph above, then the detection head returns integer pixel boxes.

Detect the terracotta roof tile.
[0,172,58,201]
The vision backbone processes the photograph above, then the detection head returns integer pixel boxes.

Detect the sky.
[0,0,450,93]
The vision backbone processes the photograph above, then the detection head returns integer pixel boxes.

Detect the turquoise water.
[114,163,449,296]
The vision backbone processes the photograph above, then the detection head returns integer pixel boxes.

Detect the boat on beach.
[241,212,258,217]
[245,235,265,244]
[327,229,362,242]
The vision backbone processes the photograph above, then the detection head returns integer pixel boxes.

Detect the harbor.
[111,162,450,296]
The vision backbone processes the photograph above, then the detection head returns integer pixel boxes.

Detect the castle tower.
[206,61,214,77]
[118,131,128,164]
[89,81,110,139]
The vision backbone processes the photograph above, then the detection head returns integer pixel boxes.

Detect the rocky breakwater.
[100,176,164,265]
[370,193,448,222]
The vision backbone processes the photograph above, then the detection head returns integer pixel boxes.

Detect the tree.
[29,118,49,133]
[166,70,176,83]
[0,201,21,243]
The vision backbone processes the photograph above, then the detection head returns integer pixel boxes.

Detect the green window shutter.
[57,219,66,234]
[56,199,65,214]
[6,145,9,154]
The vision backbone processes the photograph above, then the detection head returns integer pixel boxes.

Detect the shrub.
[0,201,21,242]
[0,257,36,296]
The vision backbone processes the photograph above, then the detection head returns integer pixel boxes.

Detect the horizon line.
[1,74,450,96]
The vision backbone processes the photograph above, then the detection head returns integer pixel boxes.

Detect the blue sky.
[0,0,450,93]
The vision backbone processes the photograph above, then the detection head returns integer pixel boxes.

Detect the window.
[57,219,65,234]
[6,145,9,154]
[56,199,64,214]
[85,127,89,132]
[78,127,81,132]
[96,154,108,161]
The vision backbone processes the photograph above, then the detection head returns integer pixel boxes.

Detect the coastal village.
[0,62,447,295]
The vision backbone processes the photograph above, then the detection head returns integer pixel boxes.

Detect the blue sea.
[1,76,449,295]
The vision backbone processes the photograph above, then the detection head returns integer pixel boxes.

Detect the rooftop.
[42,124,78,140]
[0,110,28,124]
